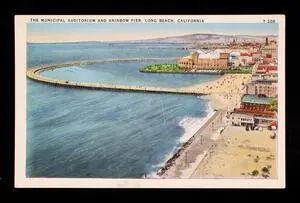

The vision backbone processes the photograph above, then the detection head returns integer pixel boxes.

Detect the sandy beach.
[155,73,273,179]
[191,126,277,178]
[182,73,252,110]
[190,74,277,179]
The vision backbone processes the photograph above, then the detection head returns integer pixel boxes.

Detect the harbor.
[26,58,209,95]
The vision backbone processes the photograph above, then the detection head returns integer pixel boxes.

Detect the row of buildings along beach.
[229,37,278,129]
[176,37,278,130]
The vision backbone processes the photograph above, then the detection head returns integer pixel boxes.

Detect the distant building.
[255,65,277,74]
[176,49,230,69]
[239,53,252,66]
[246,80,277,97]
[251,73,278,82]
[261,47,277,59]
[228,39,238,48]
[263,54,275,64]
[261,37,278,59]
[269,40,277,46]
[251,52,262,62]
[229,51,241,67]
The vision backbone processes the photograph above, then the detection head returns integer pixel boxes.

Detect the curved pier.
[26,58,208,95]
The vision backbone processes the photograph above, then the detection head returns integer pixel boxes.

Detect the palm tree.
[270,97,277,112]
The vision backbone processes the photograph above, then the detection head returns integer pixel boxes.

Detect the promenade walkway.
[158,109,227,178]
[26,58,208,95]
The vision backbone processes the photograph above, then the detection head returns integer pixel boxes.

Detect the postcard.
[15,15,285,188]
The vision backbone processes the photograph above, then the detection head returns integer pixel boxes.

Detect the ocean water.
[40,61,219,88]
[26,43,220,178]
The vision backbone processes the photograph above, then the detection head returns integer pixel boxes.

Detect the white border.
[15,15,285,188]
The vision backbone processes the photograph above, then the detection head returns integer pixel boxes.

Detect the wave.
[178,102,215,143]
[145,145,180,179]
[145,102,216,178]
[146,171,162,179]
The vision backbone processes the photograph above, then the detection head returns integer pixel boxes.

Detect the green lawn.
[140,64,252,74]
[140,64,185,72]
[220,66,252,74]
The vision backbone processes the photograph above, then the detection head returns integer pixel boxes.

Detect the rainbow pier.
[26,58,208,96]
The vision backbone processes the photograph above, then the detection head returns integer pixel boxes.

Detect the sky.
[27,23,278,43]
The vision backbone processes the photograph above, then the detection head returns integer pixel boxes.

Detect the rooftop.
[253,80,277,85]
[248,80,277,85]
[241,94,273,105]
[229,52,241,57]
[257,65,277,71]
[252,73,278,77]
[269,121,278,126]
[266,54,273,58]
[262,46,277,50]
[183,55,192,59]
[234,108,275,117]
[196,49,221,59]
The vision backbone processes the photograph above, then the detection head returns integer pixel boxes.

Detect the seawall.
[27,58,209,95]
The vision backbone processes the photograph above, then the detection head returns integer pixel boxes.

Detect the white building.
[229,51,241,67]
[251,73,278,82]
[230,112,254,126]
[239,53,252,66]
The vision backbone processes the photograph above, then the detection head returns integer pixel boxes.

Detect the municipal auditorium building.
[176,49,230,69]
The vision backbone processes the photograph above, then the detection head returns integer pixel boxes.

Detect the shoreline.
[154,73,251,178]
[155,104,218,177]
[30,59,252,178]
[156,107,226,178]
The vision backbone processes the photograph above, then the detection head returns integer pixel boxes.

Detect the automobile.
[219,127,225,134]
[270,132,277,139]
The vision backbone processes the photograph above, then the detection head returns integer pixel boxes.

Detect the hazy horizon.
[27,23,279,43]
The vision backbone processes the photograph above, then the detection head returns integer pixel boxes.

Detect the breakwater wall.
[27,58,208,95]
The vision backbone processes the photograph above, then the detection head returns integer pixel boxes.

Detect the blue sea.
[26,42,220,178]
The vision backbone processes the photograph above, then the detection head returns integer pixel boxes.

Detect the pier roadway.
[26,58,207,95]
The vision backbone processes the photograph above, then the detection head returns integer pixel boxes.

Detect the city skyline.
[27,23,278,43]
